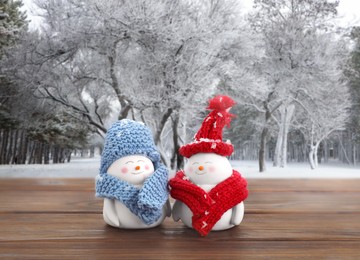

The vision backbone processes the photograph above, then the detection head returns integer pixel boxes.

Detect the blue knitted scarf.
[95,164,169,225]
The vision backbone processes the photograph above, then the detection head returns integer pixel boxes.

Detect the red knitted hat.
[179,95,236,158]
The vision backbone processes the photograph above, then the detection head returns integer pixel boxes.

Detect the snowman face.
[107,155,154,185]
[184,153,233,185]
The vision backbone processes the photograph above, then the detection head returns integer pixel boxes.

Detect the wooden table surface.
[0,178,359,259]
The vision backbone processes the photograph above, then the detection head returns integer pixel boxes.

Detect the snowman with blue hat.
[96,119,171,228]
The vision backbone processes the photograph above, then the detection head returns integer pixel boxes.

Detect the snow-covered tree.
[282,30,351,169]
[94,0,248,168]
[295,79,350,169]
[244,0,343,171]
[0,0,29,164]
[341,27,360,165]
[6,0,249,169]
[0,0,27,53]
[0,0,27,120]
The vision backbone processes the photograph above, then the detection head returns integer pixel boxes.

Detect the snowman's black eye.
[205,161,212,164]
[192,162,199,165]
[125,161,134,164]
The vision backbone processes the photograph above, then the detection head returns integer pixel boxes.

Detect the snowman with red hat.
[169,95,248,236]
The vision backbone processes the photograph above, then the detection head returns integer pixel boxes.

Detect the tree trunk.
[324,139,329,163]
[44,143,50,164]
[170,112,183,170]
[259,126,268,172]
[154,107,173,146]
[90,146,95,158]
[309,145,316,169]
[28,141,36,164]
[259,101,272,172]
[273,105,285,167]
[59,148,65,163]
[1,130,9,164]
[53,146,58,163]
[273,130,282,167]
[38,143,44,164]
[309,132,321,170]
[0,130,3,161]
[108,41,132,121]
[67,150,72,162]
[339,135,351,164]
[98,145,103,156]
[314,142,320,168]
[20,132,28,164]
[308,123,316,169]
[7,129,14,164]
[11,129,19,164]
[280,104,294,168]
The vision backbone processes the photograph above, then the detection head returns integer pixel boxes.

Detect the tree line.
[0,0,359,171]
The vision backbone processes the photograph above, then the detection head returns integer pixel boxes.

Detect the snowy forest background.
[0,0,359,172]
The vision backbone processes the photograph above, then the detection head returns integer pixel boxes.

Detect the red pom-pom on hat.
[207,95,236,111]
[179,95,236,158]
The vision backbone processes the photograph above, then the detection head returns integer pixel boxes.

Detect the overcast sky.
[22,0,360,30]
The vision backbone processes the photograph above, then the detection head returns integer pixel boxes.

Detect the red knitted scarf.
[169,170,248,236]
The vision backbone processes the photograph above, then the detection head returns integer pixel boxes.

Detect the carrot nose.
[135,165,141,171]
[198,165,204,171]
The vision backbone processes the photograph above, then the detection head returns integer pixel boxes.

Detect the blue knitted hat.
[100,119,161,175]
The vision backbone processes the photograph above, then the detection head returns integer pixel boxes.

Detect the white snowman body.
[172,152,244,231]
[103,154,170,229]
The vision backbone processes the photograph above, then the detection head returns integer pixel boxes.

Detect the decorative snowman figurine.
[96,119,171,229]
[169,95,248,236]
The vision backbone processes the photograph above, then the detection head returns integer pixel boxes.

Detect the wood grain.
[1,213,359,241]
[0,177,359,259]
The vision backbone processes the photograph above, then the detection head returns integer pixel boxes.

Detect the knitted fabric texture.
[179,95,236,158]
[169,170,248,236]
[96,164,169,225]
[99,119,161,175]
[96,119,169,225]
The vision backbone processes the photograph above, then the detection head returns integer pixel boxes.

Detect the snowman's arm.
[165,199,171,217]
[171,200,182,222]
[103,198,121,227]
[230,202,245,226]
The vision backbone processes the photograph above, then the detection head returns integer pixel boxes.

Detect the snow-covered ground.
[0,157,359,178]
